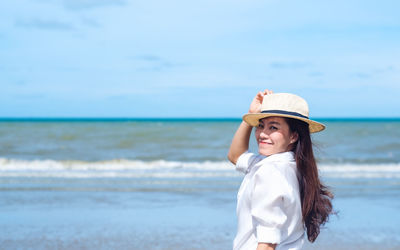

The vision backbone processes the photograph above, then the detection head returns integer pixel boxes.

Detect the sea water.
[0,119,399,249]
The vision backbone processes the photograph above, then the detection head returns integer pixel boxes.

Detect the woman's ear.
[290,132,299,144]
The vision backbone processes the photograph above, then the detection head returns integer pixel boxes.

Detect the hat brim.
[243,113,325,133]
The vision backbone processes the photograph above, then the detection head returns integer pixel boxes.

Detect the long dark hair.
[286,118,333,242]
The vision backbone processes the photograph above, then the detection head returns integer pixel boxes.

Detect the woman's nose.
[259,130,269,138]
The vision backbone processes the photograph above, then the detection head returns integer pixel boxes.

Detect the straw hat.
[243,93,325,133]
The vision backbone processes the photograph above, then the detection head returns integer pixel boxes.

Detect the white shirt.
[233,151,305,250]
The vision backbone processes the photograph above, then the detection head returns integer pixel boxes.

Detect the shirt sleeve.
[250,164,290,244]
[235,151,262,174]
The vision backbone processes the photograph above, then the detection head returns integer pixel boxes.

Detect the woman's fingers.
[263,89,273,95]
[249,89,274,113]
[256,91,264,101]
[257,89,273,102]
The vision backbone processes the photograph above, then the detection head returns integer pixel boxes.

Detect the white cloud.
[15,18,74,30]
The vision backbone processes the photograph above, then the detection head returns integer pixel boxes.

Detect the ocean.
[1,118,400,249]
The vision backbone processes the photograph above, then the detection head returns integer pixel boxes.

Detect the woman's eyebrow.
[267,121,280,126]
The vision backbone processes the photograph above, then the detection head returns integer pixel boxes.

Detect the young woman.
[228,90,333,250]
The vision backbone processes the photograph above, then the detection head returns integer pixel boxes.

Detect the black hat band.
[261,110,309,119]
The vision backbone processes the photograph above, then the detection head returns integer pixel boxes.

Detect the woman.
[228,90,333,250]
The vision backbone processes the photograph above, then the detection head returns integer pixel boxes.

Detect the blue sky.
[1,0,399,118]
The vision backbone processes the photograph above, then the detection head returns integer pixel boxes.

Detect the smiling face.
[255,116,298,156]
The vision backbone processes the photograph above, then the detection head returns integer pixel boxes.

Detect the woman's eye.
[269,126,277,130]
[258,124,264,129]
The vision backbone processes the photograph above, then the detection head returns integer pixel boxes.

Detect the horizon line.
[1,117,400,122]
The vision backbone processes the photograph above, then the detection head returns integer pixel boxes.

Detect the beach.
[1,119,400,249]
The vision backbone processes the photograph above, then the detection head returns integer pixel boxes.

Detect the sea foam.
[0,158,400,179]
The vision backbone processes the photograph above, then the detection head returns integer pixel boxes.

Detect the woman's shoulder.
[254,161,288,182]
[236,151,266,173]
[256,152,295,172]
[254,153,298,188]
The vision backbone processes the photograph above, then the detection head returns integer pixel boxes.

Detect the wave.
[1,158,400,179]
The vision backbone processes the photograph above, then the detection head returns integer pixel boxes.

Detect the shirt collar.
[259,151,295,163]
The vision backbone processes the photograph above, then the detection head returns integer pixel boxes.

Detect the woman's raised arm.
[227,90,273,164]
[227,121,253,165]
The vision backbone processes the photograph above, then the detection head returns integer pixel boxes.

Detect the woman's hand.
[248,89,273,113]
[257,242,276,250]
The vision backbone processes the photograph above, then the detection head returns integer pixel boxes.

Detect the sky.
[1,0,399,118]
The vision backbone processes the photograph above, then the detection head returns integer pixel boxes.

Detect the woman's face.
[255,116,298,156]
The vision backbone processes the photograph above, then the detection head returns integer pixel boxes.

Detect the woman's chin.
[258,149,273,156]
